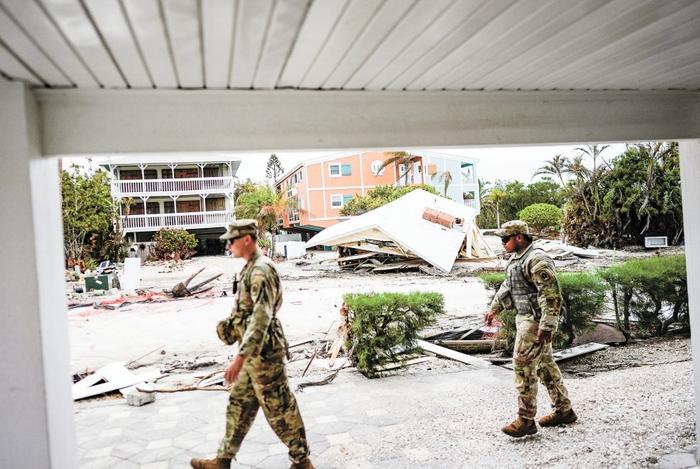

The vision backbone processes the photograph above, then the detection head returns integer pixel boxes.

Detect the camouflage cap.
[494,220,532,238]
[220,219,257,240]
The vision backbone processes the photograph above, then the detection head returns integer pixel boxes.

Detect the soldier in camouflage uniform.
[191,220,313,469]
[485,220,577,438]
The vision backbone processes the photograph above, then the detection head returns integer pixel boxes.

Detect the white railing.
[113,177,234,196]
[121,210,231,232]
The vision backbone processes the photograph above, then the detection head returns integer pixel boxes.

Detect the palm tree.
[565,154,593,217]
[486,188,507,228]
[575,144,611,173]
[235,185,296,257]
[377,151,418,186]
[432,170,453,197]
[574,144,610,218]
[534,154,569,186]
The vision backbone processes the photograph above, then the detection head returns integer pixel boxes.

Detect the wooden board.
[416,339,491,367]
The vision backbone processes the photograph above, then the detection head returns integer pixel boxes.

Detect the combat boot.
[290,459,315,469]
[190,457,231,469]
[538,408,578,427]
[501,416,538,438]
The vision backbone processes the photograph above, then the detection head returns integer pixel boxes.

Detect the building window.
[331,194,353,208]
[329,163,352,177]
[461,162,474,183]
[370,160,385,175]
[297,170,303,182]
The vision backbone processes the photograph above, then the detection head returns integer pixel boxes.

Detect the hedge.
[343,291,443,378]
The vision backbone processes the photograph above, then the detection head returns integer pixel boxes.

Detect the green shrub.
[518,203,562,231]
[479,271,603,349]
[600,255,688,336]
[344,291,443,378]
[340,184,440,216]
[152,228,198,260]
[557,273,606,346]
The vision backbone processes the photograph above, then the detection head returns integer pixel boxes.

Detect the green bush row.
[343,291,443,378]
[600,255,688,337]
[480,255,688,347]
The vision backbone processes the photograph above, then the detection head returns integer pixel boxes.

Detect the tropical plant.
[563,142,682,247]
[344,291,443,378]
[485,188,507,228]
[235,184,295,256]
[534,154,569,187]
[376,151,418,186]
[61,166,122,267]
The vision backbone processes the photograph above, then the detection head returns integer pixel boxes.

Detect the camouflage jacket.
[216,250,288,358]
[490,244,562,332]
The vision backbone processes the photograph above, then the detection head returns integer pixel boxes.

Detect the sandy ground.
[68,252,492,373]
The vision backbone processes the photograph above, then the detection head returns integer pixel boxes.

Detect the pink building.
[275,150,479,236]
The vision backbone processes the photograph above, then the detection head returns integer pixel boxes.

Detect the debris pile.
[306,189,495,273]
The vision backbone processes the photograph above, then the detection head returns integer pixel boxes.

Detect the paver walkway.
[74,359,695,469]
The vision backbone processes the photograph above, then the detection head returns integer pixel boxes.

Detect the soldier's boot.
[538,408,578,427]
[290,459,315,469]
[501,416,538,438]
[190,457,231,469]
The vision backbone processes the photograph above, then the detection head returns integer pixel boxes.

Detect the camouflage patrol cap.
[220,219,257,240]
[494,220,532,238]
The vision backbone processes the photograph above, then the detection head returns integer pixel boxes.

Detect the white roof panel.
[306,189,479,272]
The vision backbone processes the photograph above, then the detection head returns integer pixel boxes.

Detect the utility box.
[85,274,111,291]
[644,236,668,248]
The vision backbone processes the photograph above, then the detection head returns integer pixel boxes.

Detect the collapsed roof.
[305,189,494,272]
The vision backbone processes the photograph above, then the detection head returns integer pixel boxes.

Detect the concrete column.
[0,82,76,467]
[680,140,700,461]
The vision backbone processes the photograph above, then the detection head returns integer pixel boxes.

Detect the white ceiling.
[1,0,699,92]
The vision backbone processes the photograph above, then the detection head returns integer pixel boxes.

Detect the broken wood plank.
[434,339,506,353]
[374,356,433,372]
[289,339,314,349]
[502,342,610,369]
[415,339,491,367]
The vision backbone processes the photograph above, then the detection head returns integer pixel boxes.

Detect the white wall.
[0,82,76,467]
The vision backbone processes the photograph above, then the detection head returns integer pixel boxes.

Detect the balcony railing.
[113,177,234,197]
[121,210,232,233]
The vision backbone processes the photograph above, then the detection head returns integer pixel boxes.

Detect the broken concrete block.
[573,323,627,346]
[125,391,156,407]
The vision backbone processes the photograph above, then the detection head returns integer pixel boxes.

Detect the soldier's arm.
[527,255,561,332]
[238,267,275,358]
[489,280,513,313]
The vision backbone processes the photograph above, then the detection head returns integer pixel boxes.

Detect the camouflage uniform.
[215,222,310,465]
[491,221,572,421]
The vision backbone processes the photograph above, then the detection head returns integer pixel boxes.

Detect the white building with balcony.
[100,154,240,246]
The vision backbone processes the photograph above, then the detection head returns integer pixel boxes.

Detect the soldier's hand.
[537,329,553,344]
[484,309,498,326]
[224,355,245,385]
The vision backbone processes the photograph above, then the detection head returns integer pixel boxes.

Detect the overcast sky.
[232,143,630,184]
[68,143,633,184]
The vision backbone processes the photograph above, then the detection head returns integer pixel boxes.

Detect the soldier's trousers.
[217,354,309,464]
[512,315,572,420]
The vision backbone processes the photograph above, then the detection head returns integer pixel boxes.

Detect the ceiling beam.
[34,89,700,156]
